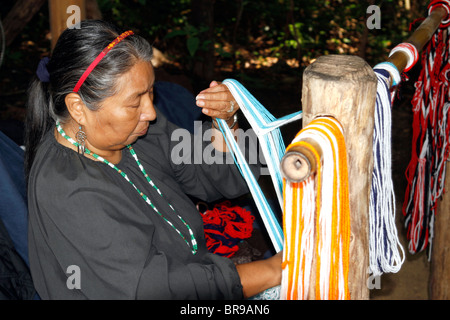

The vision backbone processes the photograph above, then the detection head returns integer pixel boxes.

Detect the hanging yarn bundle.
[368,63,406,277]
[281,117,351,300]
[403,0,450,257]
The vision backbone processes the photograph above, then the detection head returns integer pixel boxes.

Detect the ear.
[65,93,87,126]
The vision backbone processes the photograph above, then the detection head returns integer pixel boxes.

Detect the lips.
[137,124,149,135]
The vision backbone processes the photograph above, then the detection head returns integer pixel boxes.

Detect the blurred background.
[0,0,430,131]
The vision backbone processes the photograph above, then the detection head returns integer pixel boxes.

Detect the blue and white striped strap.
[215,79,302,253]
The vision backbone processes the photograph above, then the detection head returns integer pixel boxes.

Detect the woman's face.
[83,60,156,153]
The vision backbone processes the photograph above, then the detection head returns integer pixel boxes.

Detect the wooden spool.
[300,54,377,300]
[280,138,322,183]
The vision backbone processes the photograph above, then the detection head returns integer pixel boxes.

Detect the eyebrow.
[124,82,154,103]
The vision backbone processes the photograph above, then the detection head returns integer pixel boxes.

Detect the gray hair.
[25,20,153,176]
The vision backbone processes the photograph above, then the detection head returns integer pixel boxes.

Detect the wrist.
[268,252,282,287]
[213,113,238,130]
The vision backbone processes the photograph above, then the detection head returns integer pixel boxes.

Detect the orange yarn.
[281,117,351,300]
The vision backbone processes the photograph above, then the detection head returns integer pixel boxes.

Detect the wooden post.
[430,169,450,299]
[49,0,86,49]
[288,7,448,180]
[301,54,377,299]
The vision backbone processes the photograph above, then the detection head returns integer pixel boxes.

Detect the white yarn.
[374,62,401,88]
[280,175,315,299]
[369,68,405,276]
[250,285,281,300]
[429,0,450,26]
[389,45,418,72]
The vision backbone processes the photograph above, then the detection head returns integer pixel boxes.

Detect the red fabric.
[202,201,254,258]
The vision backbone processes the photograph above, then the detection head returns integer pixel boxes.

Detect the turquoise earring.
[75,125,86,154]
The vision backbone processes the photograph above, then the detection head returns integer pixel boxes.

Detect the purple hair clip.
[36,57,50,83]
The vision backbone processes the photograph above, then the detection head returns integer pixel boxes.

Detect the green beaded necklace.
[56,121,198,255]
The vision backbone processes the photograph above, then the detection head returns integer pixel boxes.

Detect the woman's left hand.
[195,81,239,120]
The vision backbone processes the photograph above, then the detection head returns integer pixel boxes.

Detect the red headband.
[73,30,134,93]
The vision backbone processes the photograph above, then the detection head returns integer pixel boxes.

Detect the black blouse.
[27,109,258,300]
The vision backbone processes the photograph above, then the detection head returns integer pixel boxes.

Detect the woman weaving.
[25,20,281,300]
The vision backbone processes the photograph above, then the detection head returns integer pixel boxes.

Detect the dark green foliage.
[0,0,431,114]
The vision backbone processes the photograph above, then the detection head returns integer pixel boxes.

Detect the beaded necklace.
[56,122,198,255]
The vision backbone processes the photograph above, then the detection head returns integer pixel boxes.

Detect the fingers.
[197,82,227,95]
[196,83,238,119]
[199,100,237,119]
[196,95,237,119]
[198,81,221,93]
[209,80,220,88]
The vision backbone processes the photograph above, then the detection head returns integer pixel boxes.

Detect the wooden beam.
[387,6,447,76]
[3,0,47,46]
[300,55,378,299]
[49,0,86,50]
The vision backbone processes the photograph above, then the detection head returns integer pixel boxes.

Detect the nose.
[140,91,156,121]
